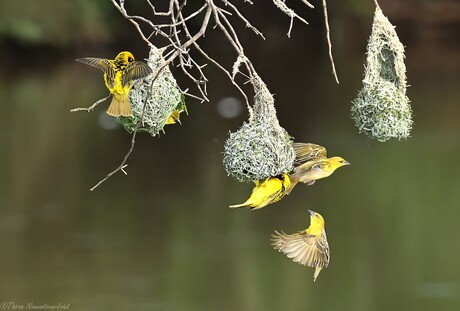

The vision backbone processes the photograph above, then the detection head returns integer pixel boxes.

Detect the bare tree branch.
[70,94,111,113]
[322,0,340,84]
[89,131,137,191]
[221,0,265,39]
[300,0,314,9]
[272,0,310,37]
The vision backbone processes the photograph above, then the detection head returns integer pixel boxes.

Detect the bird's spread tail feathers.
[107,95,133,117]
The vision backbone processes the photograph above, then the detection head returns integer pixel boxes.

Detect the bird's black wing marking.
[75,57,116,82]
[122,61,152,86]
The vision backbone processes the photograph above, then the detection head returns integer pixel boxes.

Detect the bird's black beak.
[308,210,315,217]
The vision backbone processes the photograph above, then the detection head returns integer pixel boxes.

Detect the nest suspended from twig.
[223,74,295,182]
[118,45,184,136]
[351,7,413,142]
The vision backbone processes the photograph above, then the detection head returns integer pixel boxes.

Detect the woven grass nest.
[351,7,413,142]
[223,75,295,182]
[118,44,184,136]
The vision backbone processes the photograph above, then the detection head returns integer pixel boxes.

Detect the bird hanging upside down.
[229,173,291,210]
[272,210,330,282]
[76,51,152,117]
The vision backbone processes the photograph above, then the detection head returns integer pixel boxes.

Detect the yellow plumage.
[229,173,291,210]
[165,100,188,125]
[165,110,181,125]
[76,51,152,117]
[272,210,330,281]
[287,142,350,194]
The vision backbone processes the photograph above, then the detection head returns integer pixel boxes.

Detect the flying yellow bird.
[272,210,330,282]
[76,51,152,117]
[286,142,350,194]
[229,173,291,210]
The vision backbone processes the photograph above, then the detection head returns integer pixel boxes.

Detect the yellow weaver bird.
[287,142,350,194]
[76,51,152,117]
[165,99,188,125]
[272,210,330,282]
[165,110,181,125]
[229,173,290,210]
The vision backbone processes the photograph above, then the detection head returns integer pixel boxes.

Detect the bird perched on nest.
[272,210,330,282]
[76,51,152,117]
[229,173,290,210]
[286,143,350,194]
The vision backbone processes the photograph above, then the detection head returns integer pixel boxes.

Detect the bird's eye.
[128,56,134,62]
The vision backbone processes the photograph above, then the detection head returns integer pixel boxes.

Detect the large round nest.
[223,75,295,182]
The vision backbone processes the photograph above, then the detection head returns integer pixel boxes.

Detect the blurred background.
[0,0,459,310]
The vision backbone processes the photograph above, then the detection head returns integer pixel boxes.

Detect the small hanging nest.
[118,44,184,136]
[223,74,295,182]
[351,7,413,142]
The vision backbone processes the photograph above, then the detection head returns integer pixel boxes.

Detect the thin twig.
[272,0,309,38]
[300,0,314,9]
[89,129,138,191]
[373,0,381,9]
[172,0,209,101]
[70,94,111,112]
[147,1,172,16]
[179,87,206,102]
[322,0,340,84]
[155,4,207,29]
[221,0,265,39]
[174,4,252,114]
[194,42,253,118]
[212,4,256,76]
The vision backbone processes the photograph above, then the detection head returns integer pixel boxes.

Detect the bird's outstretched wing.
[76,57,116,82]
[271,230,329,268]
[293,143,327,164]
[122,61,153,86]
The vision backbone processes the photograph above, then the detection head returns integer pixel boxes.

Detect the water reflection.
[0,30,459,311]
